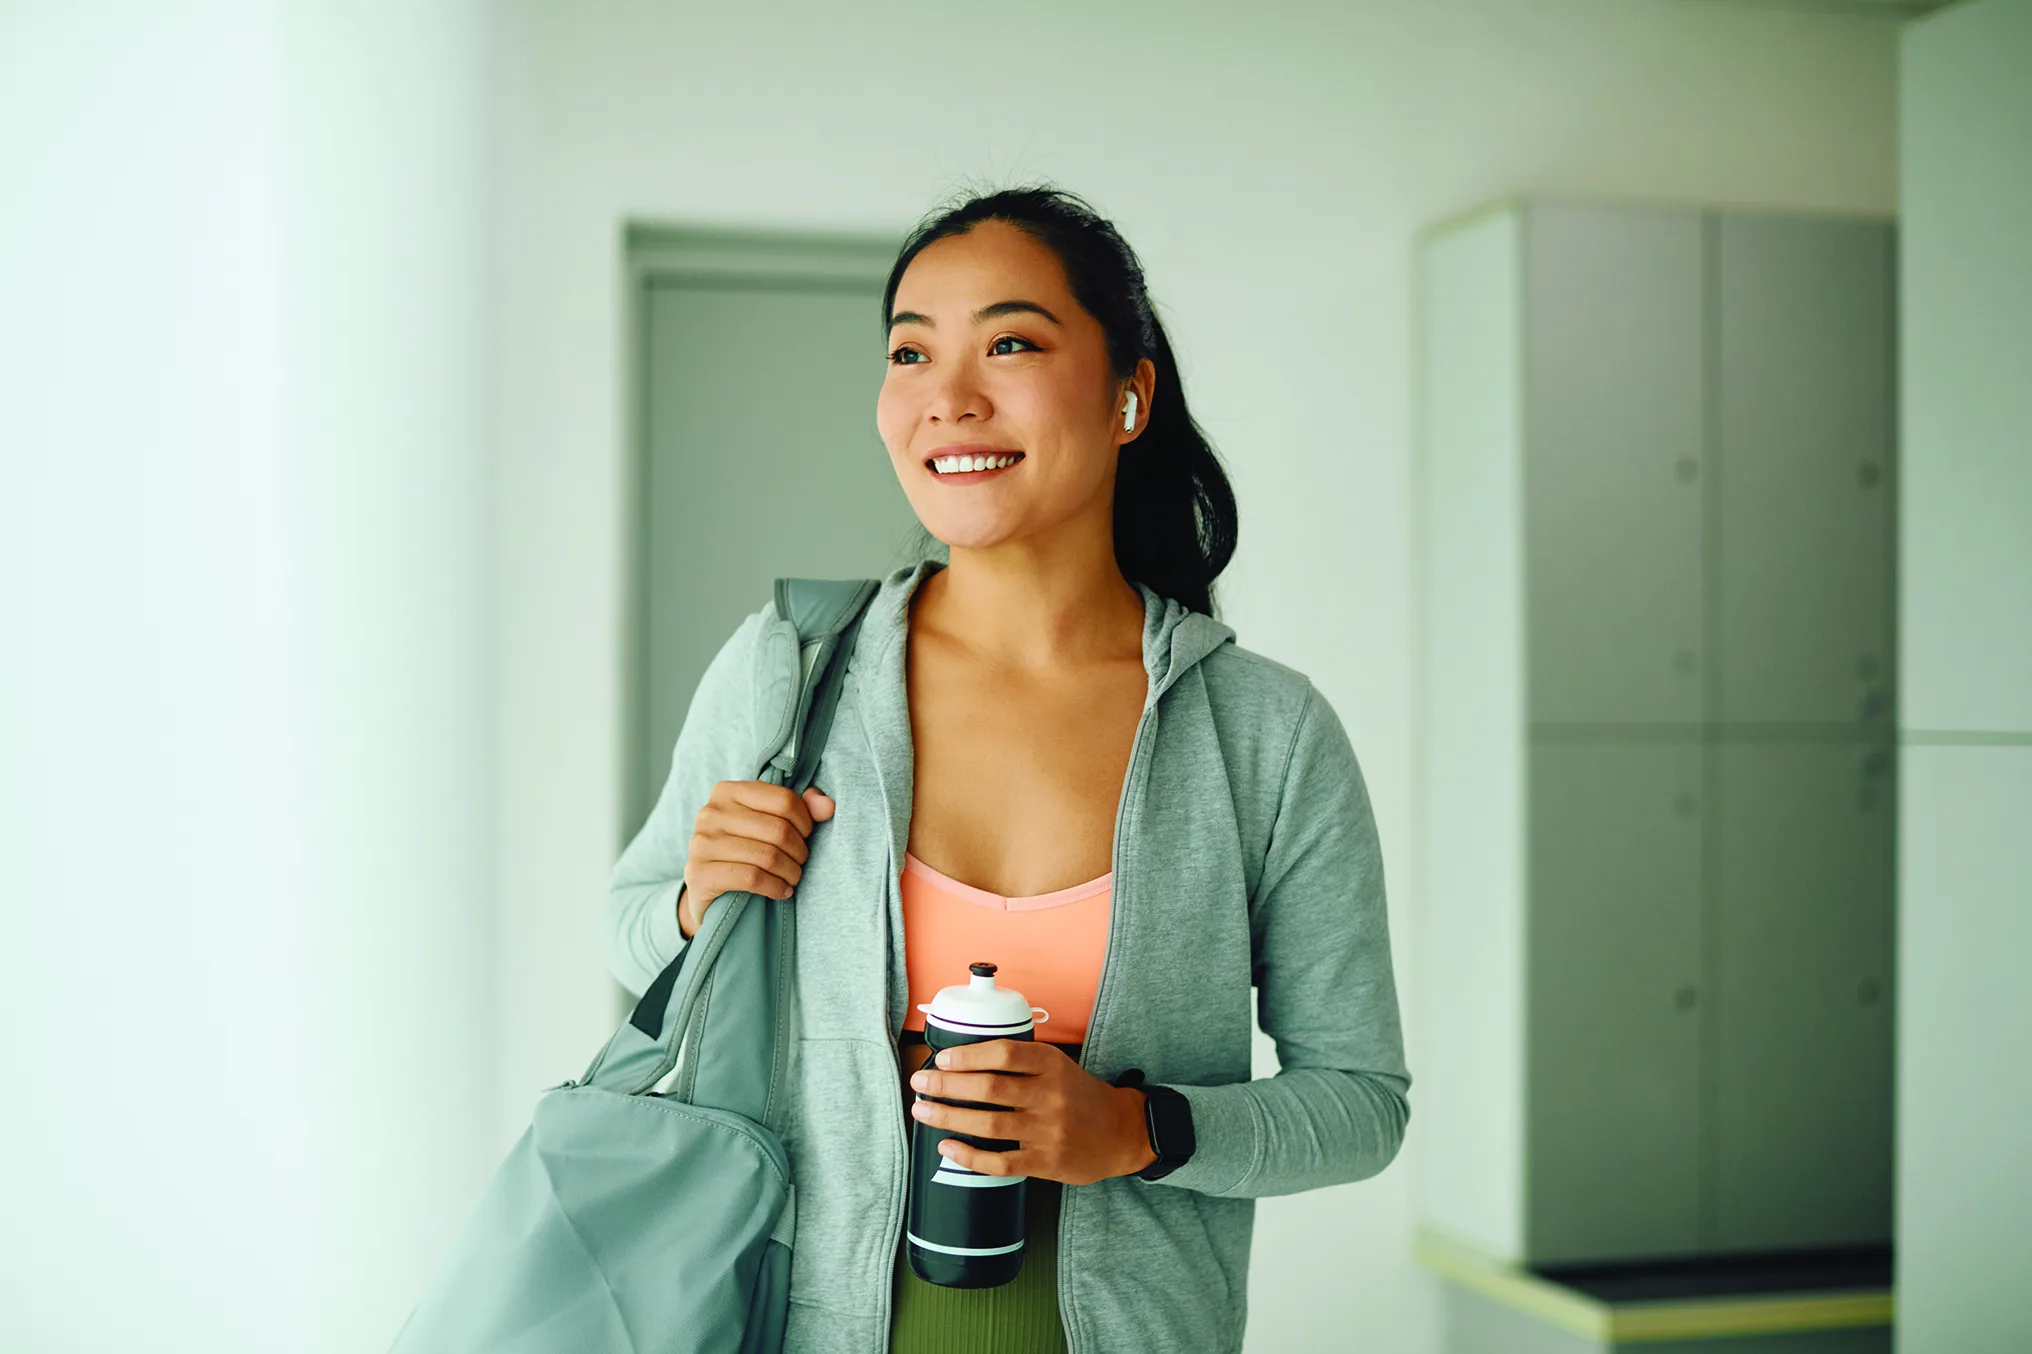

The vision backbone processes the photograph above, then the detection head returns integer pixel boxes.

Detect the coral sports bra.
[897,851,1112,1048]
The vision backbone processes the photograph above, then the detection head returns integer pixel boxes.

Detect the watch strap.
[1110,1068,1195,1182]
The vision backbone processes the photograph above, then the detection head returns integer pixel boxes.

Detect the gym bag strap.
[387,576,881,1354]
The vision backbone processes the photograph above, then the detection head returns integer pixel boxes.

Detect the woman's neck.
[911,552,1143,673]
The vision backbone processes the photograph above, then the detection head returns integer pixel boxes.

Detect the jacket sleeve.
[604,603,772,997]
[1150,681,1411,1198]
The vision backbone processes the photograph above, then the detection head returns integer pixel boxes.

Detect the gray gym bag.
[388,576,881,1354]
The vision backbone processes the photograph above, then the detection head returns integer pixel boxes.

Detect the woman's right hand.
[677,780,836,939]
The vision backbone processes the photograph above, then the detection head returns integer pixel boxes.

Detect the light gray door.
[631,232,925,832]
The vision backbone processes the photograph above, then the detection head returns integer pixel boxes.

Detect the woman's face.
[877,219,1152,554]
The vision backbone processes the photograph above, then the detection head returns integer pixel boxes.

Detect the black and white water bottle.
[906,961,1050,1288]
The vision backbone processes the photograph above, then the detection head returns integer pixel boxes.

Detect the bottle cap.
[915,961,1049,1038]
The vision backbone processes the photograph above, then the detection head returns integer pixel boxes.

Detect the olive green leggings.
[887,1178,1069,1353]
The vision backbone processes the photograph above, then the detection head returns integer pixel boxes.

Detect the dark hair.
[882,183,1238,617]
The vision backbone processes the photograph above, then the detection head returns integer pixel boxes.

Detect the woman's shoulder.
[1193,637,1367,800]
[1195,637,1320,731]
[699,569,903,761]
[681,596,803,770]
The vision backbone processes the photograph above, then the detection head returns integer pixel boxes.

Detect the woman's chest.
[903,644,1146,900]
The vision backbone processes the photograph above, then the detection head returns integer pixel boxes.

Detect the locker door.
[1527,740,1705,1263]
[1710,741,1896,1252]
[1523,203,1706,726]
[1715,215,1896,728]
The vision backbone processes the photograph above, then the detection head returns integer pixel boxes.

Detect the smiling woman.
[873,189,1259,1353]
[607,183,1408,1354]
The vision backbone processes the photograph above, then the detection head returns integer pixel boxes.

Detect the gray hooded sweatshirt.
[605,558,1409,1354]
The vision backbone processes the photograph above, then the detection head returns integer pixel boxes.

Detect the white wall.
[0,5,494,1350]
[491,3,1897,1348]
[1897,1,2032,1348]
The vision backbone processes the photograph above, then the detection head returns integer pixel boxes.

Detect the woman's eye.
[889,336,1034,364]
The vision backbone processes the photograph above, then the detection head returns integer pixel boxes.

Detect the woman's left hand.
[908,1040,1157,1186]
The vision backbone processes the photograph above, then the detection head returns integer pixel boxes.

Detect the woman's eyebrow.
[886,299,1063,333]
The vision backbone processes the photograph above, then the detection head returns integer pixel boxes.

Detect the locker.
[1715,216,1897,728]
[1528,741,1706,1262]
[1524,203,1706,727]
[1710,741,1896,1252]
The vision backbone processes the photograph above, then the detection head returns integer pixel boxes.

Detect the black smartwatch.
[1111,1068,1196,1182]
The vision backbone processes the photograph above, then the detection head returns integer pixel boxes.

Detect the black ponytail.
[882,183,1238,617]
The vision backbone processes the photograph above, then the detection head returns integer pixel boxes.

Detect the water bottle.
[905,961,1050,1287]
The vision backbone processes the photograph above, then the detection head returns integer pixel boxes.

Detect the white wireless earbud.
[1123,390,1139,431]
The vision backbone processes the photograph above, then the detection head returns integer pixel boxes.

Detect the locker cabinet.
[1416,197,1897,1272]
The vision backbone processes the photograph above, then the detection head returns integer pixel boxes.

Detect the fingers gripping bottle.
[906,961,1050,1287]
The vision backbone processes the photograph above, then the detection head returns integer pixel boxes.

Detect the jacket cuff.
[649,880,689,967]
[1143,1081,1260,1196]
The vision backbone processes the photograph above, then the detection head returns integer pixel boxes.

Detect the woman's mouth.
[926,450,1024,479]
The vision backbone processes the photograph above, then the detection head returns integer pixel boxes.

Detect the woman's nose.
[927,365,988,423]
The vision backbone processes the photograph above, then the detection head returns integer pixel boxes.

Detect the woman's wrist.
[1115,1086,1157,1177]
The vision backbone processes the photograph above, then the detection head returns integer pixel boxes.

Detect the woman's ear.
[1118,358,1157,445]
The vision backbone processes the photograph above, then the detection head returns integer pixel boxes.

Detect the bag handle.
[769,576,880,798]
[578,577,878,1125]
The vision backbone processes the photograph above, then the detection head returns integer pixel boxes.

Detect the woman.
[605,185,1409,1354]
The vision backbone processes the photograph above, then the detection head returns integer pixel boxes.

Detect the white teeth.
[931,453,1020,475]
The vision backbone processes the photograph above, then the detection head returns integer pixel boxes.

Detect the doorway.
[623,224,931,840]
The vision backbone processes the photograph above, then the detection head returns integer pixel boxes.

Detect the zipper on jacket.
[1075,702,1152,1086]
[876,872,909,1344]
[1060,695,1156,1354]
